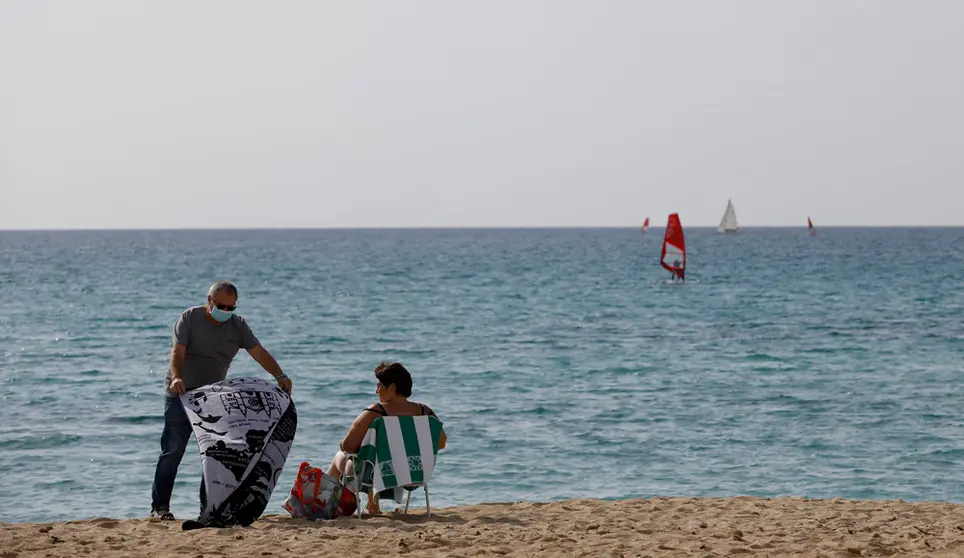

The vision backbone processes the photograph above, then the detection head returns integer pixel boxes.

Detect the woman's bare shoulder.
[362,402,386,415]
[414,402,438,417]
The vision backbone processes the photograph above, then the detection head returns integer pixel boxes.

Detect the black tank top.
[363,403,430,416]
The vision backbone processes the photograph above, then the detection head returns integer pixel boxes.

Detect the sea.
[1,228,963,524]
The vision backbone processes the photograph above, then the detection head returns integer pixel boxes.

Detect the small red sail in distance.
[641,217,650,232]
[660,213,686,275]
[808,217,813,230]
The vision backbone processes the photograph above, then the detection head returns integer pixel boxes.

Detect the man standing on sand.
[150,280,293,521]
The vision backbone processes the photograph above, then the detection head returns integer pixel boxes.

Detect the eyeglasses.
[209,297,236,312]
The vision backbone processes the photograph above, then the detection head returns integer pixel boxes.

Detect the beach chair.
[341,415,444,518]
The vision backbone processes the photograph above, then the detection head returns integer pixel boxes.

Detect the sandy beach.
[4,497,964,557]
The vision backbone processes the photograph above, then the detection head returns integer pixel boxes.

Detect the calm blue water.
[1,228,963,524]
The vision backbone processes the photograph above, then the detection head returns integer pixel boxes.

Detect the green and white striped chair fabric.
[347,415,444,517]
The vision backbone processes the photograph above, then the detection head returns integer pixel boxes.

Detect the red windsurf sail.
[660,213,685,277]
[641,217,650,232]
[808,217,813,230]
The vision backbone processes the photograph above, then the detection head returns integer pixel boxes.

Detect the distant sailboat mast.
[718,199,738,233]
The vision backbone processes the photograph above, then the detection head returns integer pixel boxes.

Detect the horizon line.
[3,225,964,232]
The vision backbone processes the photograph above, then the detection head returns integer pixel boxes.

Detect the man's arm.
[168,344,188,394]
[247,345,292,393]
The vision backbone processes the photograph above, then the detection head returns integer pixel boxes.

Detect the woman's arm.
[424,405,447,450]
[339,408,378,453]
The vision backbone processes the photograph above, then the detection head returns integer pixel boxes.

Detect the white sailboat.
[717,198,738,233]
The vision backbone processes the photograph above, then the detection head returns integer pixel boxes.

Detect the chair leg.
[404,490,412,514]
[424,484,431,518]
[354,477,362,519]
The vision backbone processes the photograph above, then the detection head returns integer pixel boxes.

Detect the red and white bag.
[282,461,358,520]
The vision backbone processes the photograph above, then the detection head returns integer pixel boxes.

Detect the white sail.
[717,199,738,233]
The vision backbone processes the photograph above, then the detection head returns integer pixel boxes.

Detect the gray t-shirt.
[166,306,261,392]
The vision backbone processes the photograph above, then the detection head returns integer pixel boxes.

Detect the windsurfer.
[661,213,686,283]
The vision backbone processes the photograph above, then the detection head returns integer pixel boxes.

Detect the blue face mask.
[210,306,233,323]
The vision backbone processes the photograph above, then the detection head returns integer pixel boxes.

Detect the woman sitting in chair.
[328,361,447,515]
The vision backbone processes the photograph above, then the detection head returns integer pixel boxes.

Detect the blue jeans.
[151,393,205,512]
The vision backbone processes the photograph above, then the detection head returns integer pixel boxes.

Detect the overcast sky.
[2,1,963,229]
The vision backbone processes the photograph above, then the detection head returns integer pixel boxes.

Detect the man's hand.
[168,344,188,394]
[276,374,292,394]
[169,377,186,394]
